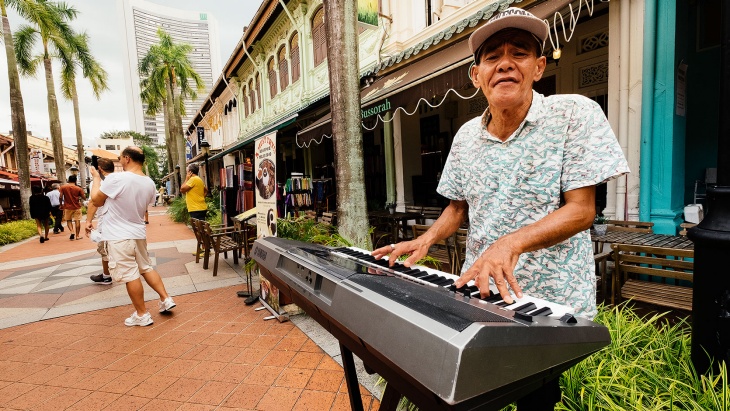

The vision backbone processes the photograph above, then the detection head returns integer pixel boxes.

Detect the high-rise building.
[118,0,221,145]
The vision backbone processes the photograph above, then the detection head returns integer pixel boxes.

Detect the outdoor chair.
[402,205,423,240]
[412,224,452,272]
[198,219,248,277]
[611,243,694,310]
[420,206,443,224]
[451,228,468,275]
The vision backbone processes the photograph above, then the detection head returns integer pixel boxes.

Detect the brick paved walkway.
[0,207,381,410]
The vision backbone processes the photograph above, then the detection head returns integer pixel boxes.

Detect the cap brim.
[469,13,549,54]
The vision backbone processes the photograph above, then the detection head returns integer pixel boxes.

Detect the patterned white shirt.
[437,91,630,318]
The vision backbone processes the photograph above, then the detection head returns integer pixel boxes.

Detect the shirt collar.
[480,90,543,142]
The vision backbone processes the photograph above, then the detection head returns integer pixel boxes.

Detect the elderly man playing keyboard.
[373,7,628,410]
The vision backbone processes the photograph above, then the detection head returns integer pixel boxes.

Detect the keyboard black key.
[483,293,502,303]
[529,307,553,317]
[433,278,454,286]
[513,302,537,313]
[420,274,440,282]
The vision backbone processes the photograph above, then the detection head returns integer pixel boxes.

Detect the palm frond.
[13,24,39,76]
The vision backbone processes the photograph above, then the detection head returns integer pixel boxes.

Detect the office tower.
[119,0,221,145]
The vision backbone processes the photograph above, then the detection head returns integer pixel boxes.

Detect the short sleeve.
[100,173,123,199]
[561,98,630,192]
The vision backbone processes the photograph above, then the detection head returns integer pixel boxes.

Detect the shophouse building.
[184,0,722,235]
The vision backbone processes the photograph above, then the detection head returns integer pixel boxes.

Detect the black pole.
[688,0,730,374]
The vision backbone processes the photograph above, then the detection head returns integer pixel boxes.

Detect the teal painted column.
[642,0,686,234]
[383,111,396,205]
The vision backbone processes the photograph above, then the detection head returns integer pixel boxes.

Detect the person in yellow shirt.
[180,164,208,221]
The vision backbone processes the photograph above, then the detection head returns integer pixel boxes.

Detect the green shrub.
[0,220,39,246]
[167,188,221,225]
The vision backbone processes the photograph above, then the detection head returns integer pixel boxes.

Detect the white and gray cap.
[469,7,549,58]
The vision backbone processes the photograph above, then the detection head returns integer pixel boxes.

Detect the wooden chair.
[370,216,393,249]
[420,206,443,224]
[402,205,423,240]
[198,220,248,277]
[320,211,335,225]
[451,228,468,275]
[412,224,451,272]
[611,244,694,310]
[594,249,612,302]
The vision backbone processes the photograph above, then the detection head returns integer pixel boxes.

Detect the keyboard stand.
[340,343,365,411]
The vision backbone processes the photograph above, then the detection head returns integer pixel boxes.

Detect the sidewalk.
[0,207,381,410]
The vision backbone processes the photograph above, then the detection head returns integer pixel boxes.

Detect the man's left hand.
[454,236,523,304]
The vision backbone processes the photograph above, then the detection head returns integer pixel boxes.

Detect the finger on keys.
[505,271,523,299]
[493,272,514,304]
[454,265,478,288]
[371,245,392,260]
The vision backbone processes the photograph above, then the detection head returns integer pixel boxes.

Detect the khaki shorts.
[63,208,82,221]
[105,239,153,283]
[96,241,108,262]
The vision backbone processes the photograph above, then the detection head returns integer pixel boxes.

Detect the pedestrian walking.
[59,175,86,240]
[86,157,115,285]
[90,146,176,326]
[46,183,63,234]
[29,185,52,243]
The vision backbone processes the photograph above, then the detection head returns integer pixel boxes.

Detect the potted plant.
[385,202,396,214]
[594,215,608,235]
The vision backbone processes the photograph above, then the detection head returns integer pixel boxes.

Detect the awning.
[186,149,221,164]
[296,40,474,147]
[161,171,177,182]
[210,115,297,161]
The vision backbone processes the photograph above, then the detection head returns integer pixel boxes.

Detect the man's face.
[470,30,546,111]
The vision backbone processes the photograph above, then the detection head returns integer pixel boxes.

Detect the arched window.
[268,57,278,99]
[290,32,300,83]
[248,79,255,112]
[278,46,289,91]
[255,73,261,108]
[312,8,326,67]
[242,85,249,116]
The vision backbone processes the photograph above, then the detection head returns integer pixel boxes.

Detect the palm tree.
[139,28,204,195]
[0,0,32,219]
[58,31,108,189]
[13,0,77,183]
[140,71,179,195]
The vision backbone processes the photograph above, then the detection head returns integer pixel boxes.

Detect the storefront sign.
[185,140,192,160]
[357,0,378,27]
[361,98,391,119]
[196,126,208,147]
[29,149,44,174]
[256,131,286,320]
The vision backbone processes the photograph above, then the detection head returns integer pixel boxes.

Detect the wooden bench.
[611,243,694,311]
[679,222,697,236]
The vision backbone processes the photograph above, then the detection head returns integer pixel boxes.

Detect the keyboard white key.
[337,246,576,319]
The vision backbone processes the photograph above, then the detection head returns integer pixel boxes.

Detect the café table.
[6,207,22,221]
[591,230,694,252]
[368,210,424,242]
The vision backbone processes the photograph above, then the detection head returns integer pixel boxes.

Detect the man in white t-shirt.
[90,146,176,326]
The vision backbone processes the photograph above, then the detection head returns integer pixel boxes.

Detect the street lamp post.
[200,140,211,195]
[174,164,181,197]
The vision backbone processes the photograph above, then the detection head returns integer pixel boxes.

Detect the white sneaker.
[125,311,153,327]
[158,297,176,313]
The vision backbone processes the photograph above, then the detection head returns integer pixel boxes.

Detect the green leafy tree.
[13,0,78,183]
[0,0,32,219]
[139,28,204,196]
[59,30,108,189]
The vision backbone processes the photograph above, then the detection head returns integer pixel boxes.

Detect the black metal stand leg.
[340,343,364,411]
[379,385,403,411]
